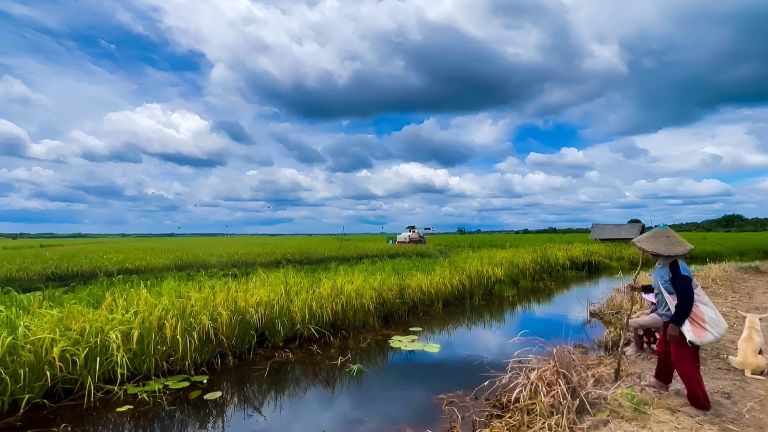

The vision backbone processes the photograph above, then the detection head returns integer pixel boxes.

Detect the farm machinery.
[395,225,431,244]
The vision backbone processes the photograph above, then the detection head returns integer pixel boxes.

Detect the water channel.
[9,275,624,432]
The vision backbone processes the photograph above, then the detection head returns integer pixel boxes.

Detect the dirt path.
[602,264,768,431]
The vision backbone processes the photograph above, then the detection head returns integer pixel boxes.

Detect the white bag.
[659,281,728,346]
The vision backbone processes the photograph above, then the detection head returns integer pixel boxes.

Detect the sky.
[1,0,768,234]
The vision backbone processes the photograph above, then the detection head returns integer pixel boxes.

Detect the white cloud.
[630,178,734,199]
[494,156,526,173]
[11,104,249,166]
[385,114,513,166]
[99,103,234,165]
[200,167,323,203]
[525,147,594,176]
[0,166,55,184]
[340,162,481,198]
[0,118,30,156]
[0,75,46,106]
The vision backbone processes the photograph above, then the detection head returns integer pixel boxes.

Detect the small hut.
[589,223,643,242]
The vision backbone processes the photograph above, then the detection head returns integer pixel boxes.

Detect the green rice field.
[0,232,766,414]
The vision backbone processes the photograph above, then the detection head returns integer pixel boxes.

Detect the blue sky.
[1,0,768,233]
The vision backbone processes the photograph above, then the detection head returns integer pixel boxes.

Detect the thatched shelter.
[589,223,643,241]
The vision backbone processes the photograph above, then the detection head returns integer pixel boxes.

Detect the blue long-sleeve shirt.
[640,259,695,327]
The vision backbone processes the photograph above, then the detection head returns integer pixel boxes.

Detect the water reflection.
[8,276,621,432]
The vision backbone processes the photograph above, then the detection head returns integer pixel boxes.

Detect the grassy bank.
[0,242,635,414]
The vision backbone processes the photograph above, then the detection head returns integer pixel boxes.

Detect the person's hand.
[667,323,682,344]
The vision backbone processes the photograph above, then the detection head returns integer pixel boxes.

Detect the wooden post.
[614,251,644,382]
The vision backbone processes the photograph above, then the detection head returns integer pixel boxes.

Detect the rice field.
[0,232,766,415]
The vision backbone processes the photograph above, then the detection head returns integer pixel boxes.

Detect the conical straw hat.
[631,226,693,256]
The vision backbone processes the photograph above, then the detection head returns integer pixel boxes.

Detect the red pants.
[654,322,711,411]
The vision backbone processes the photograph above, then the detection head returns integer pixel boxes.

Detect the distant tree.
[475,228,482,234]
[717,213,748,228]
[669,213,768,232]
[456,226,467,235]
[627,218,643,224]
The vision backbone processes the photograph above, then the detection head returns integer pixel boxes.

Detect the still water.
[11,275,623,432]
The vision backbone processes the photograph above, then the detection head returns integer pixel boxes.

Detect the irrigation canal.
[10,275,624,431]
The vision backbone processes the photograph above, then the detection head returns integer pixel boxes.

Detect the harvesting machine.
[395,225,429,244]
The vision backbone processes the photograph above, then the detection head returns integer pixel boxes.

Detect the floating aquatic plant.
[345,364,366,376]
[388,331,441,353]
[122,374,204,395]
[203,391,222,400]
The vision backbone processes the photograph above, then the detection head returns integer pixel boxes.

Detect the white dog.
[728,311,768,380]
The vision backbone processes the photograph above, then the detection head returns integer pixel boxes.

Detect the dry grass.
[443,346,626,432]
[693,261,767,288]
[589,287,644,352]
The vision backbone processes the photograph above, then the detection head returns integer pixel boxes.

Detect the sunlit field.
[0,232,766,414]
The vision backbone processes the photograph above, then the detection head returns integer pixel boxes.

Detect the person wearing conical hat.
[627,225,711,412]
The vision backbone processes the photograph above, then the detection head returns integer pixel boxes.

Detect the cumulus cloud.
[339,163,481,198]
[630,178,734,199]
[98,104,233,166]
[0,75,46,107]
[525,147,594,176]
[0,166,55,187]
[276,134,327,165]
[200,167,322,204]
[322,136,377,173]
[6,104,258,167]
[0,118,30,156]
[136,0,768,136]
[386,115,513,167]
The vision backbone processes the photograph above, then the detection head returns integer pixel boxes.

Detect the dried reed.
[444,346,626,431]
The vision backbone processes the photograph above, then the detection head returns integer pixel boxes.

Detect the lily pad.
[126,386,142,395]
[203,391,222,400]
[188,390,203,400]
[401,342,425,350]
[140,383,163,392]
[424,343,441,353]
[165,375,189,383]
[115,405,134,412]
[190,375,209,383]
[388,340,406,348]
[167,381,190,389]
[408,327,423,332]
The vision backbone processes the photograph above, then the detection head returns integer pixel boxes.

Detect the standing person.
[626,225,711,412]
